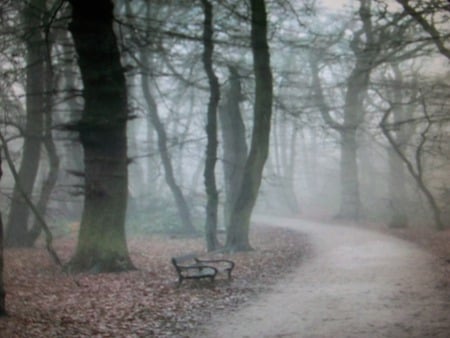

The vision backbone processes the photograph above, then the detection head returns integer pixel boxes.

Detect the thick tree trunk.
[220,66,247,229]
[337,129,361,219]
[201,0,221,251]
[386,65,410,227]
[6,0,46,247]
[388,147,407,227]
[67,0,134,272]
[309,0,376,221]
[335,46,370,219]
[226,0,273,251]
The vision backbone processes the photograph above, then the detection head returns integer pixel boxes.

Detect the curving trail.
[199,216,450,338]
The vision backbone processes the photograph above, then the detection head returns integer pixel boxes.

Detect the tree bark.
[226,0,273,251]
[67,0,134,272]
[219,66,247,229]
[201,0,221,251]
[0,154,5,316]
[6,0,46,247]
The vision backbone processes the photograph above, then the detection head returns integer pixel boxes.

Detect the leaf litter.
[0,225,310,337]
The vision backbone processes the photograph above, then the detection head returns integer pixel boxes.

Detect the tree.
[383,63,417,227]
[226,0,273,251]
[201,0,221,251]
[6,0,46,247]
[396,0,450,60]
[380,83,447,230]
[308,0,428,220]
[132,2,197,235]
[308,0,381,220]
[0,153,5,316]
[67,0,134,272]
[220,66,247,229]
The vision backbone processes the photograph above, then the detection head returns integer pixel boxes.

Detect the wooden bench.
[171,253,235,285]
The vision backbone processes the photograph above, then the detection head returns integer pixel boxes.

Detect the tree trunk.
[0,154,5,316]
[309,0,376,221]
[61,30,84,220]
[388,146,407,227]
[28,21,60,245]
[201,0,221,251]
[381,107,445,230]
[28,133,60,243]
[219,66,247,229]
[6,0,46,247]
[226,0,273,251]
[337,128,361,219]
[67,0,134,273]
[386,64,411,228]
[140,56,197,235]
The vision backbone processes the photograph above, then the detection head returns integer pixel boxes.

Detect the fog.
[0,0,447,240]
[0,0,449,335]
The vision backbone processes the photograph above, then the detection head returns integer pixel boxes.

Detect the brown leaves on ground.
[0,225,310,337]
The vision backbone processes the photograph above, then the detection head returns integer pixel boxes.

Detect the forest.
[0,0,449,336]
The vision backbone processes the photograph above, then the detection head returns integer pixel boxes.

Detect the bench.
[171,253,235,285]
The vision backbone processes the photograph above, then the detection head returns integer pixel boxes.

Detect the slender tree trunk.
[381,107,445,230]
[201,0,221,251]
[28,21,60,244]
[128,2,196,234]
[67,0,134,272]
[140,61,197,234]
[28,132,60,243]
[0,154,5,316]
[226,0,273,251]
[6,0,46,247]
[220,66,247,230]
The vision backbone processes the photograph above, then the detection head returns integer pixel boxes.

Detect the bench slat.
[171,253,235,285]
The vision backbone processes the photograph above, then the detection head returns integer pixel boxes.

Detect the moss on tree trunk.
[66,0,134,273]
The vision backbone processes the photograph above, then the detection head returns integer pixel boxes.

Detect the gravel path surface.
[199,216,450,338]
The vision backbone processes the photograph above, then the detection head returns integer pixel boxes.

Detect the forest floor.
[0,225,311,337]
[197,216,450,338]
[1,218,450,337]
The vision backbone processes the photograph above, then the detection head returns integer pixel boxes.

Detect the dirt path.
[199,216,450,338]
